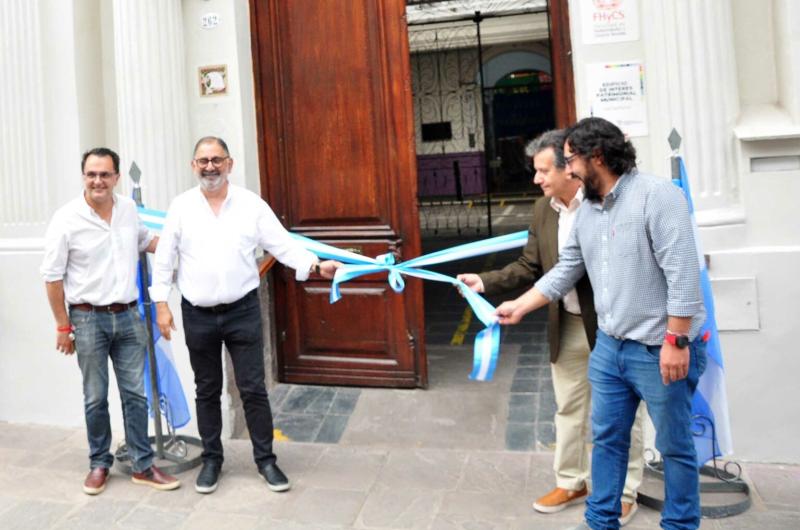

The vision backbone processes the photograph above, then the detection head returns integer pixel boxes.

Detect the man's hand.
[156,302,176,340]
[456,273,484,294]
[318,260,342,280]
[494,287,550,325]
[495,299,530,325]
[56,330,75,355]
[659,341,690,385]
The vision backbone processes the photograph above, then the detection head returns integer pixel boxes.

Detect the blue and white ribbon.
[291,231,528,381]
[136,205,527,381]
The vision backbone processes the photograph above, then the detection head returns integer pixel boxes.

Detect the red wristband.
[57,325,73,333]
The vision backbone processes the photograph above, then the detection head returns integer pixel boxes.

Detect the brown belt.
[69,301,137,313]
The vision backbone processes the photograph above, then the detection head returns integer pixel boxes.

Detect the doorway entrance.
[407,0,574,236]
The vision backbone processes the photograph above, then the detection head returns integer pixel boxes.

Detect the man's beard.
[199,172,225,192]
[582,166,603,203]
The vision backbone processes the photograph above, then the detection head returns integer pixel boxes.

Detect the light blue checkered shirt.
[535,170,706,345]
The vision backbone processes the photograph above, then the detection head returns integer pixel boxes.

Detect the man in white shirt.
[41,147,180,495]
[457,130,644,526]
[151,136,340,495]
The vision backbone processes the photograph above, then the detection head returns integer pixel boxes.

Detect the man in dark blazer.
[458,130,644,526]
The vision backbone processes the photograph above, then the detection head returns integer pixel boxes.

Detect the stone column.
[643,0,741,219]
[0,0,49,232]
[111,0,192,209]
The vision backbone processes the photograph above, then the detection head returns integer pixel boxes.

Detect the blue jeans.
[70,306,153,472]
[585,331,707,530]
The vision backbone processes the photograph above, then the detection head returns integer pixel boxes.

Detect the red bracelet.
[57,325,73,333]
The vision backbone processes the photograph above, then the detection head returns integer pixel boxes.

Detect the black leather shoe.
[195,460,221,494]
[258,462,290,492]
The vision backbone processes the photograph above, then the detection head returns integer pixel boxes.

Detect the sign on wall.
[586,61,648,137]
[581,0,640,44]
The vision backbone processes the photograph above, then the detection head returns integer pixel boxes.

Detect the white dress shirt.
[150,184,316,307]
[40,193,154,305]
[549,187,584,315]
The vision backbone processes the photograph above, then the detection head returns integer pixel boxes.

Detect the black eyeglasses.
[84,171,117,180]
[194,156,229,167]
[564,153,581,166]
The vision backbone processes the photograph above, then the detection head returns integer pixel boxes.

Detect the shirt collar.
[78,191,117,220]
[549,186,584,214]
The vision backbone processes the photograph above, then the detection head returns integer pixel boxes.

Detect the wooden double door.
[250,0,427,388]
[249,0,575,388]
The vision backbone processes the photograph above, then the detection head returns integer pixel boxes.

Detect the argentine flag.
[672,158,733,466]
[136,207,191,429]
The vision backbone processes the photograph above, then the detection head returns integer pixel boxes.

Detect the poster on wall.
[586,61,648,137]
[582,0,640,44]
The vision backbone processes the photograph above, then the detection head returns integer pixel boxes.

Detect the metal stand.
[637,414,751,518]
[115,162,202,475]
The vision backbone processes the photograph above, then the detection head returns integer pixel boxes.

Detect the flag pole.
[635,130,751,518]
[129,162,165,459]
[115,161,202,475]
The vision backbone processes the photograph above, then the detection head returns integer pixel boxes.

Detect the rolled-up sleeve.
[647,183,704,318]
[40,213,69,282]
[256,203,316,281]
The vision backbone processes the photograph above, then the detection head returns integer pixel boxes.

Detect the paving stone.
[181,511,261,530]
[510,377,539,394]
[744,463,800,511]
[505,423,536,452]
[507,393,537,423]
[281,386,336,414]
[0,423,75,451]
[275,488,365,526]
[273,413,324,443]
[535,422,556,447]
[430,513,511,530]
[537,391,557,421]
[356,485,442,529]
[376,449,467,490]
[53,499,138,529]
[315,414,351,444]
[0,499,72,530]
[117,504,190,529]
[308,446,386,491]
[513,367,538,380]
[458,452,529,494]
[330,389,361,415]
[268,384,291,410]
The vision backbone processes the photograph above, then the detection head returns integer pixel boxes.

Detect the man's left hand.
[318,260,343,280]
[659,341,690,385]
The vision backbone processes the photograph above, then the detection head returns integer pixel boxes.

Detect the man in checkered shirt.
[495,117,707,530]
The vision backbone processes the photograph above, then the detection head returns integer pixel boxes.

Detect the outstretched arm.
[494,286,551,325]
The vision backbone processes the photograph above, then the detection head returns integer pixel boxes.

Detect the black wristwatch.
[665,330,690,349]
[312,262,321,275]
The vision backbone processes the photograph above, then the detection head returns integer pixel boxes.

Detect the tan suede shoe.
[620,500,638,526]
[532,485,588,513]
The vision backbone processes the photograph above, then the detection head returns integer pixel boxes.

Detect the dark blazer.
[478,196,597,363]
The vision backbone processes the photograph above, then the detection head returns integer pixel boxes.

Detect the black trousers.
[181,290,276,467]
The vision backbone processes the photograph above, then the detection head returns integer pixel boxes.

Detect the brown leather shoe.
[83,467,109,495]
[532,486,588,513]
[619,500,638,526]
[131,465,180,491]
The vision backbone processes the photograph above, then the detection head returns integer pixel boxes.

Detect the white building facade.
[1,0,798,463]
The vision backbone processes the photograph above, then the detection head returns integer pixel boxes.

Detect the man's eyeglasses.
[83,171,117,180]
[564,153,581,166]
[194,156,229,167]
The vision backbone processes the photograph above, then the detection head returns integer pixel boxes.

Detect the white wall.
[0,0,260,445]
[568,0,800,463]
